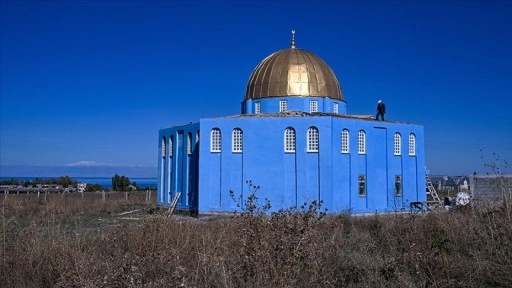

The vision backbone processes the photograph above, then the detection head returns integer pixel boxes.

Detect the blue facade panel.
[159,115,425,214]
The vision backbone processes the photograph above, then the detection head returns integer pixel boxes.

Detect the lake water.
[0,177,157,189]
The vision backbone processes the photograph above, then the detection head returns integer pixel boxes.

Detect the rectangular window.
[358,175,366,196]
[279,100,288,112]
[333,102,339,114]
[395,175,402,196]
[255,102,261,114]
[310,100,318,113]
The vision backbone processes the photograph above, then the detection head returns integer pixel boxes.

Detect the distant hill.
[0,165,156,178]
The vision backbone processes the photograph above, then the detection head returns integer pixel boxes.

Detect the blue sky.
[1,0,511,177]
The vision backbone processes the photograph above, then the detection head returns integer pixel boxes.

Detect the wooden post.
[102,190,106,202]
[125,191,128,201]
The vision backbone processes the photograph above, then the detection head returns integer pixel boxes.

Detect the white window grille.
[255,102,261,114]
[333,102,339,114]
[210,128,221,152]
[232,128,243,153]
[284,128,296,152]
[341,129,349,153]
[307,127,319,152]
[394,133,401,155]
[169,136,173,157]
[161,137,166,158]
[409,133,416,156]
[279,100,288,112]
[310,100,318,113]
[357,130,366,154]
[187,133,192,155]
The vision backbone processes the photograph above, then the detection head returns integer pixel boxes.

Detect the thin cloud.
[65,161,113,167]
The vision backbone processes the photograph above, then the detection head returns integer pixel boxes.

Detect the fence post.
[102,190,106,202]
[125,191,128,201]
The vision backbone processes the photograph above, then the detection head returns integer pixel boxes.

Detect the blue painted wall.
[158,115,425,214]
[242,96,347,114]
[157,122,200,210]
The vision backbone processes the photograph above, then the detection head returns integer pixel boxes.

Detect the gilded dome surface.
[245,47,343,100]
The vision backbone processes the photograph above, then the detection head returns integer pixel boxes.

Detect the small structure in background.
[470,174,512,207]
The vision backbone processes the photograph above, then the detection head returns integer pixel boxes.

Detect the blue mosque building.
[158,33,426,214]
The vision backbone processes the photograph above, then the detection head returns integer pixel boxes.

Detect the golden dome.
[245,46,343,100]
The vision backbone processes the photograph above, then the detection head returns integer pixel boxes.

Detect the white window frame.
[279,100,288,112]
[394,133,401,155]
[310,100,318,113]
[284,128,296,153]
[307,127,319,152]
[161,137,166,158]
[255,102,261,114]
[333,102,339,114]
[187,133,192,155]
[169,136,173,157]
[357,130,366,154]
[341,129,349,153]
[232,128,243,153]
[210,128,221,152]
[409,133,416,156]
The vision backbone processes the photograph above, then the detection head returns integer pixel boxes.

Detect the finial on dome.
[291,29,296,49]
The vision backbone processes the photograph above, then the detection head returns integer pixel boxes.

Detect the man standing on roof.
[376,100,385,121]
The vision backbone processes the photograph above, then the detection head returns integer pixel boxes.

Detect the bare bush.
[1,192,512,287]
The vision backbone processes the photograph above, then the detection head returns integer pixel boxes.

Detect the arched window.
[169,136,173,157]
[307,127,319,152]
[409,133,416,156]
[161,136,166,158]
[210,128,221,152]
[341,129,349,153]
[284,127,296,152]
[394,133,401,155]
[232,128,243,153]
[357,130,366,154]
[187,133,192,155]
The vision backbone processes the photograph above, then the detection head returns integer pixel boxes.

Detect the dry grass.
[1,192,512,287]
